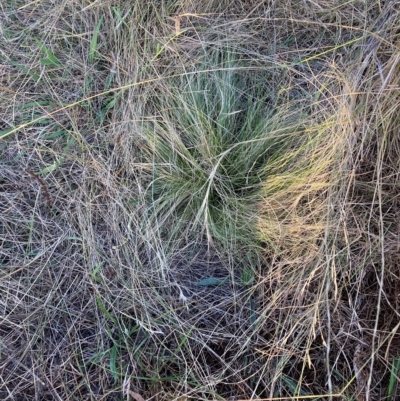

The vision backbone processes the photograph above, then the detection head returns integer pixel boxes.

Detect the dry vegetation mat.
[1,1,399,400]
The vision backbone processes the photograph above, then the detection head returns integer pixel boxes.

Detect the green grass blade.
[8,60,40,80]
[91,262,104,284]
[388,356,400,400]
[42,129,68,140]
[109,345,118,382]
[95,295,118,325]
[19,101,51,110]
[193,277,227,286]
[89,15,104,64]
[35,39,61,67]
[112,7,128,29]
[36,135,74,175]
[40,58,58,66]
[281,375,310,396]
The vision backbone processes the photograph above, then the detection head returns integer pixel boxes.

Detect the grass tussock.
[1,1,399,400]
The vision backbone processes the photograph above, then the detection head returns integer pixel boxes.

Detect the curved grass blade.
[90,15,104,64]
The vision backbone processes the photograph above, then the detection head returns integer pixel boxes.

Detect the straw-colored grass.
[1,1,399,400]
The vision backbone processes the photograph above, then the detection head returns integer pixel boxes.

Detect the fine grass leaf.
[91,262,104,284]
[281,375,310,396]
[112,7,128,29]
[249,296,256,331]
[66,237,82,241]
[109,345,118,382]
[241,267,255,285]
[104,73,115,91]
[95,295,118,325]
[97,95,117,123]
[19,101,51,110]
[193,277,227,286]
[284,35,295,46]
[90,15,104,64]
[42,129,68,140]
[156,328,195,375]
[9,60,40,80]
[388,356,400,400]
[36,135,74,175]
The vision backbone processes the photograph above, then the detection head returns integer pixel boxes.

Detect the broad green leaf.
[0,128,14,138]
[37,158,62,174]
[35,39,61,66]
[40,58,59,67]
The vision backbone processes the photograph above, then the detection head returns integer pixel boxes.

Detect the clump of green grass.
[141,49,313,253]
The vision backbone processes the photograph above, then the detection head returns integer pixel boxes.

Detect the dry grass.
[1,1,399,400]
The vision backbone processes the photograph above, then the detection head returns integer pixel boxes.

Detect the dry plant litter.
[0,1,399,400]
